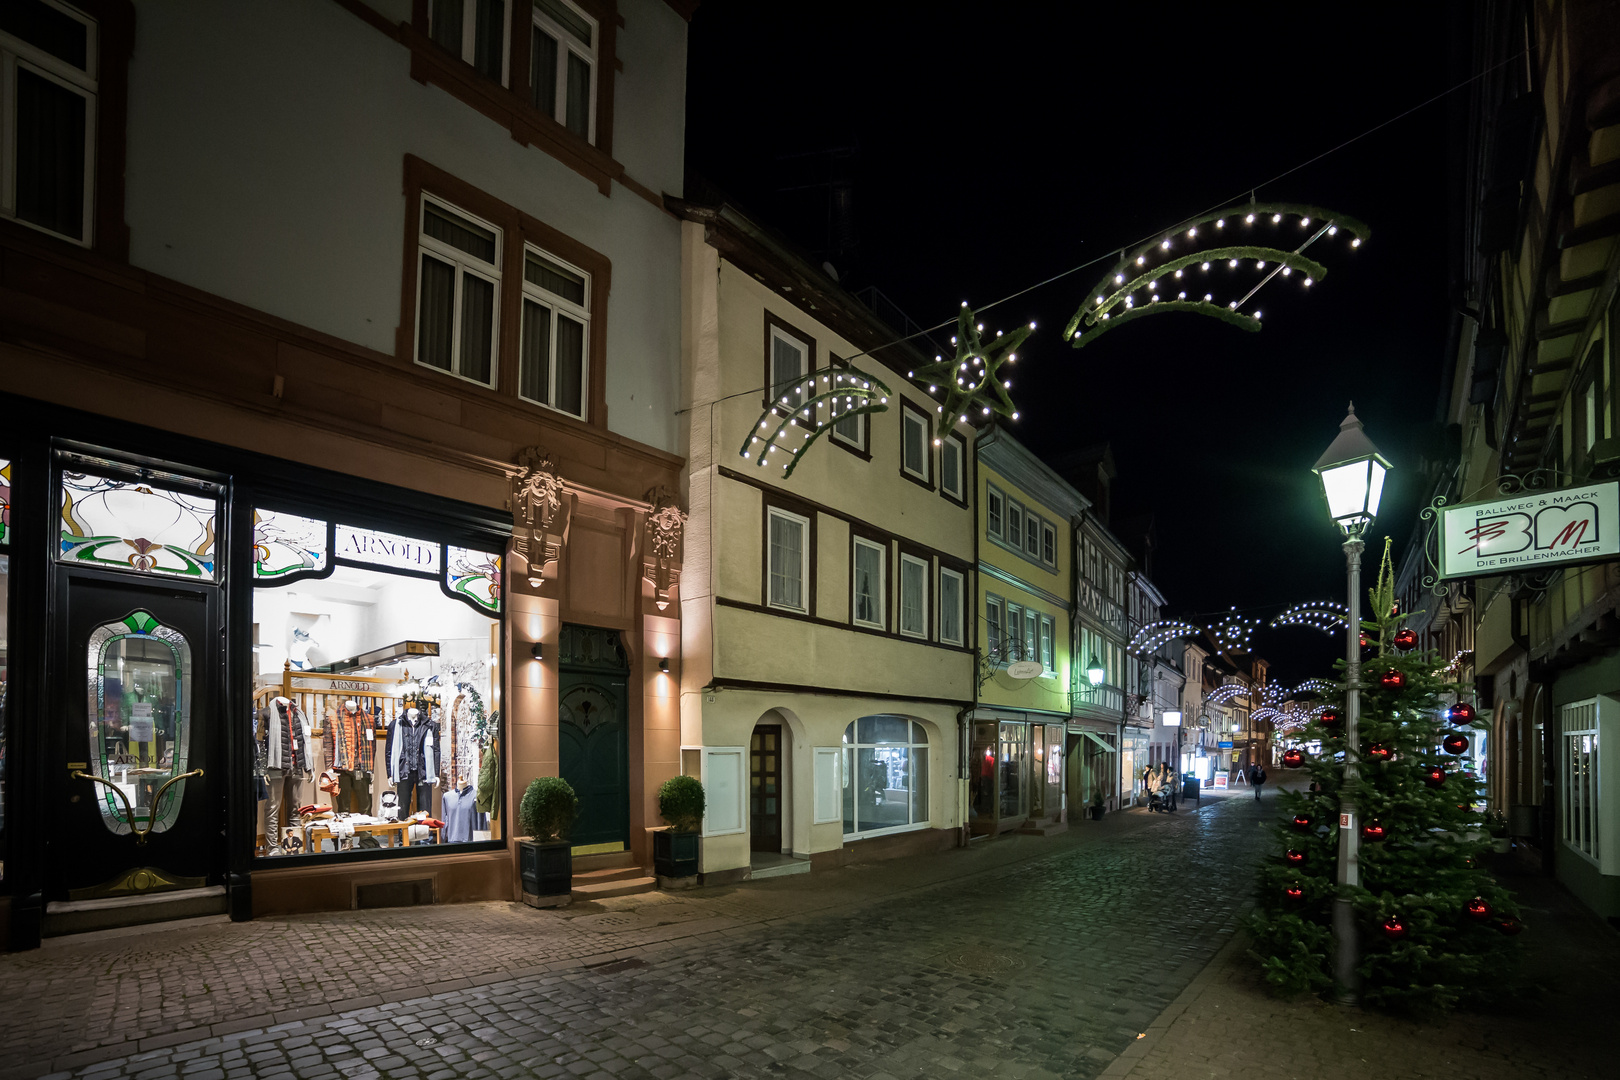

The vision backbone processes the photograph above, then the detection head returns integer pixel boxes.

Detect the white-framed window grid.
[985,594,1003,663]
[0,0,97,248]
[1040,615,1055,675]
[430,0,510,85]
[830,366,867,450]
[531,0,598,144]
[842,718,930,840]
[1006,603,1024,663]
[901,406,930,482]
[986,484,1004,539]
[1007,500,1024,551]
[899,552,928,639]
[1562,699,1599,863]
[1024,512,1040,558]
[415,194,502,388]
[518,244,591,419]
[852,536,886,629]
[769,325,809,412]
[1041,522,1056,567]
[766,506,810,614]
[940,435,963,499]
[938,566,964,646]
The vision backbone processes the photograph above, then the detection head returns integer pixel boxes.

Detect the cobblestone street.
[4,794,1267,1080]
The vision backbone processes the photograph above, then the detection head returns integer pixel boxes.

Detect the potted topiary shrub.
[1485,809,1511,854]
[517,776,577,907]
[654,774,705,887]
[1089,788,1105,821]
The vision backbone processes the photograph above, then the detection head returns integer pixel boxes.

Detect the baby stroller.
[1144,764,1177,813]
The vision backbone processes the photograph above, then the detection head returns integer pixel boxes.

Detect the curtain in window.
[940,573,961,643]
[458,274,495,383]
[832,395,861,444]
[555,315,585,415]
[531,26,558,114]
[520,298,552,402]
[472,0,504,80]
[1041,619,1054,670]
[986,600,1001,659]
[941,440,960,494]
[987,492,1002,536]
[903,415,924,475]
[854,543,880,624]
[772,336,803,409]
[431,0,464,53]
[417,255,456,371]
[1007,608,1022,661]
[565,52,591,138]
[424,204,496,263]
[769,515,803,610]
[901,559,924,635]
[15,68,85,241]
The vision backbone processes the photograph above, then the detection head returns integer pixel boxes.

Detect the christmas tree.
[1249,539,1522,1013]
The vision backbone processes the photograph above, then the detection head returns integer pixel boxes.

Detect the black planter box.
[519,838,572,896]
[653,830,699,878]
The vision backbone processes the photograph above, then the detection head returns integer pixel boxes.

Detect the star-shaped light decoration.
[908,303,1032,443]
[738,361,893,478]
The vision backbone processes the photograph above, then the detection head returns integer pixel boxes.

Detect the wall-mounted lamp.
[658,657,670,673]
[530,643,544,660]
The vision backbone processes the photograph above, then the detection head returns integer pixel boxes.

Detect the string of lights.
[1270,600,1350,635]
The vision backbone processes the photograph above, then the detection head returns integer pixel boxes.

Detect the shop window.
[986,483,1003,539]
[519,247,590,419]
[940,434,964,501]
[766,506,808,613]
[842,716,929,838]
[85,610,193,836]
[252,512,504,861]
[985,594,1003,662]
[999,721,1027,818]
[900,403,930,484]
[430,0,508,83]
[852,535,884,629]
[938,566,963,646]
[531,0,597,142]
[0,0,97,246]
[58,469,218,580]
[415,195,501,387]
[1562,699,1599,862]
[899,553,927,639]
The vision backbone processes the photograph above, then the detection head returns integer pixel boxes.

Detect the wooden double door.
[557,625,630,850]
[750,724,781,852]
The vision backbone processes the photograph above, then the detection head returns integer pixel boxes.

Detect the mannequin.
[387,705,439,820]
[256,695,313,855]
[323,697,374,813]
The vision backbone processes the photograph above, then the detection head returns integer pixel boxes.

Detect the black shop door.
[50,573,222,900]
[557,625,630,850]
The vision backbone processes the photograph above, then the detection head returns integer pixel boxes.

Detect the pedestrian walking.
[1250,763,1268,801]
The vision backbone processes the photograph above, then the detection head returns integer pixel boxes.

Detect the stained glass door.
[51,574,219,900]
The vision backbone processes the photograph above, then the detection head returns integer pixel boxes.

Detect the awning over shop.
[1079,730,1114,752]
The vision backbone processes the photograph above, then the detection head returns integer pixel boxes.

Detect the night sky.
[684,1,1461,685]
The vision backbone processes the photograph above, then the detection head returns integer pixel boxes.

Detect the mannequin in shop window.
[387,701,439,821]
[256,695,313,855]
[324,697,375,814]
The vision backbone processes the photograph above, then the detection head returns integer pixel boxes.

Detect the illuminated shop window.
[842,716,929,838]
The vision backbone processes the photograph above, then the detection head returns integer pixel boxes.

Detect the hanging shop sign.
[1436,480,1620,579]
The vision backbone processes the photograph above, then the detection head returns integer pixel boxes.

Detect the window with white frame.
[842,717,929,838]
[767,507,809,613]
[986,484,1004,539]
[1007,501,1024,553]
[1024,511,1041,558]
[1562,699,1599,862]
[939,567,964,646]
[940,435,964,500]
[769,325,809,412]
[830,364,866,450]
[1006,603,1024,663]
[519,247,590,418]
[1041,522,1056,567]
[430,0,508,83]
[530,0,597,142]
[901,405,930,482]
[1,0,97,246]
[1039,615,1055,674]
[986,594,1003,661]
[1024,608,1038,666]
[899,553,927,638]
[852,536,885,629]
[416,196,501,386]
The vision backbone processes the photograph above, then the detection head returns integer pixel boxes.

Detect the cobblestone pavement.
[4,793,1272,1080]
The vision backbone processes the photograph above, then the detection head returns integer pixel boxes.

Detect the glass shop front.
[0,421,509,947]
[967,716,1065,835]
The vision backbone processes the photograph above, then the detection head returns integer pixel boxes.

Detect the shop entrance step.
[571,850,637,874]
[570,869,657,900]
[1015,816,1069,837]
[43,885,229,937]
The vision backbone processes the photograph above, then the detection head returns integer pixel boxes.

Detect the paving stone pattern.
[7,796,1274,1080]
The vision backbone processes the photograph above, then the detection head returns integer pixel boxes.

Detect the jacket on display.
[386,711,439,782]
[257,697,313,774]
[324,703,371,772]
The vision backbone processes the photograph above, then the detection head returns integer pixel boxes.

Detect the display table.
[298,819,441,851]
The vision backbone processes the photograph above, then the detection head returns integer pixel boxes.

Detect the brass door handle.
[71,769,204,845]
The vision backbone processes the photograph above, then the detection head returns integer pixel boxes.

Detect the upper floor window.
[430,0,508,83]
[519,247,590,418]
[415,196,502,387]
[1006,602,1024,662]
[767,506,809,613]
[899,553,928,639]
[531,0,597,143]
[940,435,964,501]
[852,536,885,630]
[830,361,867,452]
[1,0,97,247]
[1007,500,1024,552]
[1039,615,1055,674]
[1023,512,1040,558]
[1041,522,1055,566]
[767,321,810,412]
[986,484,1004,538]
[900,403,930,484]
[986,594,1003,661]
[939,567,964,646]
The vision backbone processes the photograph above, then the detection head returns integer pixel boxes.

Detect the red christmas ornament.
[1393,628,1417,650]
[1496,917,1523,936]
[1448,701,1477,725]
[1362,820,1387,842]
[1285,849,1306,866]
[1359,632,1369,649]
[1366,743,1394,762]
[1282,748,1305,768]
[1443,733,1470,756]
[1285,886,1305,901]
[1292,814,1313,832]
[1423,765,1447,788]
[1382,917,1407,940]
[1465,897,1493,921]
[1379,669,1407,689]
[1318,708,1342,731]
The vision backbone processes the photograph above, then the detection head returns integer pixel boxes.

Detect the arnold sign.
[1438,480,1620,579]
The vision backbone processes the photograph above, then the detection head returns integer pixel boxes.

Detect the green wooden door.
[557,626,629,849]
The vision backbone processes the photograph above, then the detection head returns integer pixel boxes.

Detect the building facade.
[0,0,692,949]
[970,427,1084,836]
[673,198,976,879]
[1071,504,1132,811]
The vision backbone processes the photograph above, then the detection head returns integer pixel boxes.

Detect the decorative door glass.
[0,457,11,545]
[60,471,218,579]
[86,610,193,835]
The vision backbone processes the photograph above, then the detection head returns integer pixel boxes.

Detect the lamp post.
[1311,403,1392,1006]
[1163,709,1182,809]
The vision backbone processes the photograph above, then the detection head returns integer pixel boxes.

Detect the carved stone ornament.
[511,448,570,587]
[642,485,687,611]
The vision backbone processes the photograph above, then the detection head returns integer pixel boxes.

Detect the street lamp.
[1163,710,1183,808]
[1311,402,1391,1006]
[1086,654,1106,688]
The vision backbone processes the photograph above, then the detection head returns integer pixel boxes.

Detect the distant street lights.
[1311,403,1392,1006]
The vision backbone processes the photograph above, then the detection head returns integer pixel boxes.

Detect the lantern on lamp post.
[1311,402,1392,1006]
